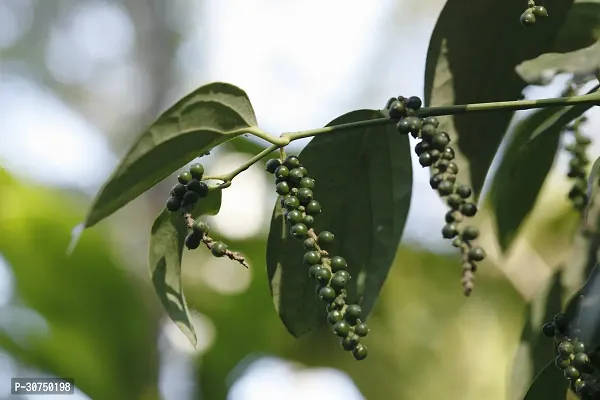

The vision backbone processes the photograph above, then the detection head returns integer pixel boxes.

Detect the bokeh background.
[0,1,599,399]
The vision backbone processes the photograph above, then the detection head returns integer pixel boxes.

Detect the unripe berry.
[189,163,205,180]
[333,321,351,337]
[192,220,209,237]
[265,158,282,174]
[319,286,336,302]
[303,251,321,265]
[352,344,368,360]
[330,256,348,272]
[178,171,192,184]
[355,323,370,337]
[284,156,301,169]
[211,242,228,257]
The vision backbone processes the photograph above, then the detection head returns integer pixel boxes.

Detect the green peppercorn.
[341,333,361,351]
[286,210,304,224]
[299,177,315,189]
[397,119,411,135]
[303,215,314,227]
[333,295,346,309]
[319,286,337,302]
[437,180,454,196]
[275,165,289,180]
[429,149,441,162]
[415,141,430,156]
[298,166,308,176]
[303,251,321,265]
[178,171,192,184]
[419,153,433,167]
[327,310,343,325]
[185,234,201,250]
[572,353,590,370]
[291,223,309,239]
[421,125,437,142]
[192,220,209,237]
[345,304,362,324]
[442,223,458,239]
[284,156,301,169]
[305,200,322,215]
[558,340,574,356]
[564,365,580,380]
[575,379,589,396]
[430,174,443,189]
[447,194,463,210]
[315,268,332,284]
[441,147,455,160]
[288,168,305,185]
[297,188,313,205]
[555,355,571,369]
[460,202,477,217]
[462,226,479,241]
[456,185,472,199]
[520,10,536,27]
[171,183,188,198]
[265,158,282,174]
[389,100,407,119]
[318,231,335,246]
[211,242,228,257]
[452,238,463,248]
[355,323,370,337]
[308,264,323,279]
[330,270,351,291]
[532,5,548,18]
[189,163,205,180]
[304,238,316,250]
[573,341,585,354]
[432,132,450,150]
[166,196,181,211]
[468,247,486,262]
[423,116,439,128]
[353,344,368,360]
[333,321,351,337]
[445,210,459,223]
[330,256,348,272]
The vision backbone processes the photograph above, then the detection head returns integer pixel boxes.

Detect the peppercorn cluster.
[520,0,549,27]
[386,96,486,296]
[165,163,246,266]
[565,117,591,213]
[542,313,600,399]
[266,155,371,361]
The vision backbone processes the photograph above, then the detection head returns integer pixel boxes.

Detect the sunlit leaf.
[266,109,412,337]
[84,82,257,229]
[149,189,222,346]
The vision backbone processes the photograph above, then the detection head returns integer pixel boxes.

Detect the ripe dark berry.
[442,223,458,239]
[192,220,209,237]
[437,180,454,196]
[319,286,337,302]
[445,210,459,223]
[299,177,315,189]
[461,226,479,241]
[456,185,472,199]
[352,344,368,360]
[318,231,335,246]
[564,365,580,380]
[532,5,548,17]
[183,190,199,204]
[419,153,433,167]
[286,210,304,224]
[423,116,439,127]
[172,183,187,198]
[327,310,343,325]
[291,223,309,239]
[575,380,589,395]
[284,196,300,210]
[432,132,450,150]
[304,238,316,250]
[303,251,321,265]
[166,196,181,211]
[288,168,305,185]
[355,323,370,337]
[178,171,192,184]
[189,163,205,180]
[430,174,443,189]
[573,341,585,354]
[305,200,322,215]
[185,234,201,250]
[275,165,289,180]
[460,202,477,217]
[429,149,441,162]
[341,333,360,351]
[315,267,332,283]
[467,247,486,262]
[303,215,314,227]
[520,11,536,27]
[330,270,351,291]
[265,158,282,174]
[541,322,556,337]
[333,321,351,337]
[211,242,228,257]
[284,156,301,169]
[405,116,423,135]
[406,96,422,110]
[397,119,411,135]
[553,313,568,332]
[276,181,291,195]
[308,264,322,279]
[441,147,455,160]
[330,256,348,272]
[187,180,209,197]
[558,340,574,356]
[297,188,313,205]
[345,304,362,324]
[555,356,570,369]
[389,101,407,119]
[415,141,430,156]
[447,194,463,210]
[421,124,437,142]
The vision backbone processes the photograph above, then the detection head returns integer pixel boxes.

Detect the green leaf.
[424,0,574,198]
[149,189,222,346]
[84,82,257,228]
[522,361,568,400]
[489,103,592,252]
[550,1,600,54]
[516,41,600,85]
[266,109,412,337]
[583,155,600,234]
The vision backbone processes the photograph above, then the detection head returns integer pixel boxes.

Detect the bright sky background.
[0,0,599,399]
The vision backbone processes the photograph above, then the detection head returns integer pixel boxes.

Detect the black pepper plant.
[70,0,600,397]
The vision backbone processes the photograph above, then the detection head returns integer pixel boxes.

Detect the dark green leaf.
[266,109,412,337]
[517,41,600,85]
[551,1,600,54]
[149,188,222,346]
[424,0,574,198]
[522,361,568,400]
[84,82,257,228]
[489,102,591,252]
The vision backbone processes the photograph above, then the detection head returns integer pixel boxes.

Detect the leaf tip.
[66,223,85,256]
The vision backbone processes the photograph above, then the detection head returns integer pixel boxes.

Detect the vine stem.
[206,89,600,185]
